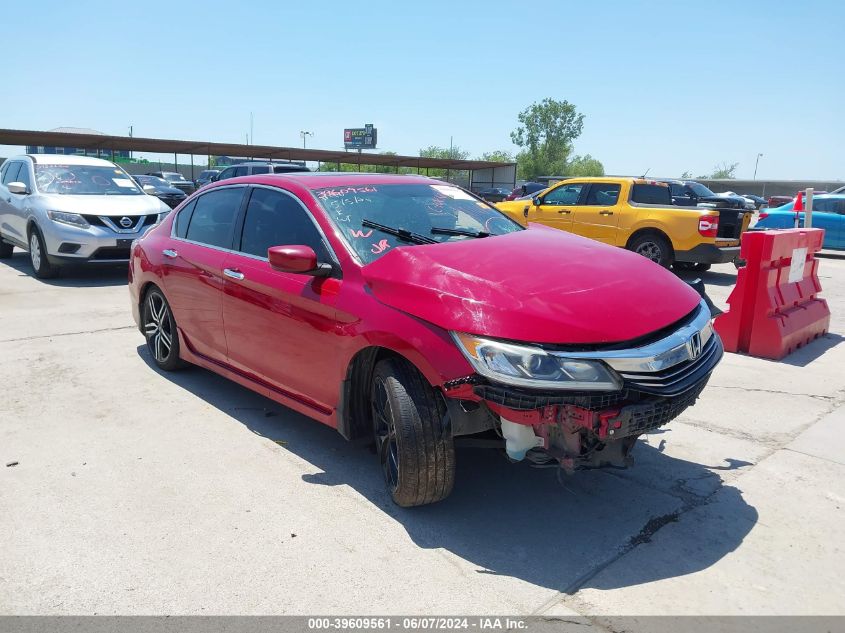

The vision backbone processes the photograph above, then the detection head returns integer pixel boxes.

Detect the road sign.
[344,124,377,150]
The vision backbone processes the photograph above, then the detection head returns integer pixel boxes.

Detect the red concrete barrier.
[714,228,830,360]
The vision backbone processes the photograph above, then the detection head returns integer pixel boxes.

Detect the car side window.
[233,166,248,177]
[585,184,620,206]
[250,165,270,175]
[238,188,330,261]
[15,163,32,190]
[184,187,245,249]
[174,199,198,238]
[218,167,235,181]
[2,162,21,185]
[543,183,584,206]
[669,184,685,197]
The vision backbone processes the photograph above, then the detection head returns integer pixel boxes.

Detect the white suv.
[0,155,171,278]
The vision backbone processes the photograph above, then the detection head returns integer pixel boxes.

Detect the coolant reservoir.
[500,418,543,461]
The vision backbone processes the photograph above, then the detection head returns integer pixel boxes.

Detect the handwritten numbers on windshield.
[371,240,390,254]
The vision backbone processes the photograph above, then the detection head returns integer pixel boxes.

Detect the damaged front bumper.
[442,302,724,472]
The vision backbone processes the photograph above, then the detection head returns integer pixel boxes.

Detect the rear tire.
[142,287,187,371]
[628,232,674,268]
[371,358,454,507]
[28,226,58,279]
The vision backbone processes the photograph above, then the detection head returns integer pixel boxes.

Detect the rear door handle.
[223,268,245,281]
[162,249,178,258]
[557,209,571,214]
[599,210,614,216]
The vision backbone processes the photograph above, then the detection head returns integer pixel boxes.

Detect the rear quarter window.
[631,184,672,205]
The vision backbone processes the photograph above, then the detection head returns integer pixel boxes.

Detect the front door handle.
[558,209,571,214]
[599,210,614,216]
[162,249,178,258]
[223,268,245,281]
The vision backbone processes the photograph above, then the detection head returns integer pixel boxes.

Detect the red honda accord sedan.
[129,173,722,506]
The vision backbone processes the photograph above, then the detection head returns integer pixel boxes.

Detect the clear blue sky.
[4,0,843,180]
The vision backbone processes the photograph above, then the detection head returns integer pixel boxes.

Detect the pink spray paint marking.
[371,239,390,254]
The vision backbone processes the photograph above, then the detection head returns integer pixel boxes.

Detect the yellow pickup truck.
[496,177,750,269]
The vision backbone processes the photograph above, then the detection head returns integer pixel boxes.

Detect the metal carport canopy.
[0,128,513,172]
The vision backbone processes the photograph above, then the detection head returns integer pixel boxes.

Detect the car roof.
[17,154,117,167]
[225,162,307,168]
[217,172,442,190]
[557,176,669,185]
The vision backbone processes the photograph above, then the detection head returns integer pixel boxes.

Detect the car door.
[221,185,342,413]
[528,182,584,232]
[163,185,246,363]
[7,160,34,241]
[810,199,845,249]
[832,200,845,249]
[571,183,622,245]
[0,161,23,242]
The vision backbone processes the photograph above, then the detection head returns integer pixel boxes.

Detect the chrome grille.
[617,334,722,396]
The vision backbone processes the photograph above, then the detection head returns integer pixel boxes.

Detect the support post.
[805,188,814,229]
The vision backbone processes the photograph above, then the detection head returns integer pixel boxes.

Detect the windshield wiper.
[431,227,490,239]
[361,219,437,245]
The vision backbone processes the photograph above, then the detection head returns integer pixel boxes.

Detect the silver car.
[0,155,171,278]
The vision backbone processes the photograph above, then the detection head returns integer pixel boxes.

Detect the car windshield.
[34,164,143,195]
[135,175,169,187]
[689,182,716,197]
[312,182,524,264]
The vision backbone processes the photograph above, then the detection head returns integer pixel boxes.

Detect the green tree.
[565,154,605,177]
[511,98,585,180]
[479,150,514,163]
[680,170,692,179]
[318,151,412,174]
[700,162,739,179]
[419,145,470,179]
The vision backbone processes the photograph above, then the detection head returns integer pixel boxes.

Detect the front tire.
[28,226,58,279]
[142,287,187,371]
[628,232,674,268]
[371,358,454,507]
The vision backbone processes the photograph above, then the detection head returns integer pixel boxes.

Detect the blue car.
[755,194,845,249]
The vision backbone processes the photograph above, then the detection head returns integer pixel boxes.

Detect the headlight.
[47,210,90,228]
[451,333,622,391]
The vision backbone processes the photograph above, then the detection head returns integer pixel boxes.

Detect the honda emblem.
[687,332,703,360]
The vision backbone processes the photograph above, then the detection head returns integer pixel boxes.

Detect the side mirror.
[7,182,29,195]
[533,195,542,206]
[210,174,219,182]
[268,245,332,276]
[142,185,157,194]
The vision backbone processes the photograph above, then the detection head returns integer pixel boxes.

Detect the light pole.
[753,153,763,180]
[300,130,313,149]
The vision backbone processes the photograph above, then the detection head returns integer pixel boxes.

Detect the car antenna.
[640,168,651,178]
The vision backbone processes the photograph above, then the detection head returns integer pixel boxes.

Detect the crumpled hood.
[361,227,701,345]
[37,193,168,217]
